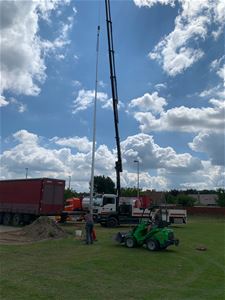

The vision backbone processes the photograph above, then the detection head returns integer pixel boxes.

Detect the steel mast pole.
[90,25,101,215]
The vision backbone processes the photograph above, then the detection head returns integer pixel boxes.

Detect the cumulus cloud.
[189,132,225,166]
[1,130,224,191]
[129,92,167,114]
[121,133,203,173]
[0,0,72,100]
[72,89,109,114]
[134,99,225,133]
[121,170,168,191]
[51,136,92,153]
[134,0,225,76]
[178,161,224,190]
[0,130,116,192]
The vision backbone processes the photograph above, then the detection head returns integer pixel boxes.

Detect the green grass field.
[0,216,224,300]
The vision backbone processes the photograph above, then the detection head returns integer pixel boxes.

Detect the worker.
[84,210,94,245]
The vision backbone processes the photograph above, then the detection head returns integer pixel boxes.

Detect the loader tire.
[125,237,136,248]
[146,239,158,251]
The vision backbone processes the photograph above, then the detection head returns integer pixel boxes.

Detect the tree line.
[64,175,225,207]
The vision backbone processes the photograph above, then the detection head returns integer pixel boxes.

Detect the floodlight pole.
[134,160,140,200]
[25,168,28,179]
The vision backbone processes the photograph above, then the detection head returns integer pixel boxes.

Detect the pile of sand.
[0,217,68,244]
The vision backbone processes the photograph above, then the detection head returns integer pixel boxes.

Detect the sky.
[0,0,224,192]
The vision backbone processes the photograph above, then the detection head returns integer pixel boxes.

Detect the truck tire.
[125,237,136,248]
[106,217,118,228]
[3,213,12,225]
[12,214,22,226]
[0,213,3,224]
[23,214,32,225]
[146,239,158,251]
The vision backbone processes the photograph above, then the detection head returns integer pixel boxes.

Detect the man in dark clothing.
[84,211,94,244]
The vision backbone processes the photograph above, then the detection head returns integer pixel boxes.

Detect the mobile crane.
[105,0,122,210]
[95,1,187,227]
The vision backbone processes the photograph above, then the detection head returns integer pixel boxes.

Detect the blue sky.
[1,0,224,192]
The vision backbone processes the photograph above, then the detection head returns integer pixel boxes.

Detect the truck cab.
[94,194,117,214]
[96,195,187,227]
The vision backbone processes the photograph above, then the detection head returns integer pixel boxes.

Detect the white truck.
[92,194,187,227]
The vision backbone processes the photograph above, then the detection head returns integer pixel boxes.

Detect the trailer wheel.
[12,214,22,226]
[106,217,118,228]
[3,213,12,225]
[146,239,158,251]
[125,237,136,248]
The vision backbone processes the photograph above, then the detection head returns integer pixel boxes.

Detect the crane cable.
[90,2,101,215]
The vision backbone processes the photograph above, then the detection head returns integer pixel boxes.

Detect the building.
[189,194,218,206]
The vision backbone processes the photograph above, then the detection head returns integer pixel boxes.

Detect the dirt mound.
[0,217,68,244]
[24,217,67,240]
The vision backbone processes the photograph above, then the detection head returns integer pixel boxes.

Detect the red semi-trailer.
[0,178,65,226]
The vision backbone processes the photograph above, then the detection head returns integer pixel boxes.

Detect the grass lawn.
[0,216,224,300]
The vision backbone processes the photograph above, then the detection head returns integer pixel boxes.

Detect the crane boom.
[105,0,122,208]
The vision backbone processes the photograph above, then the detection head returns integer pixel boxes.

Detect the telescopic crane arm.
[105,0,122,206]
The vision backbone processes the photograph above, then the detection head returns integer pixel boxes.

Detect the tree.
[216,189,225,207]
[165,193,177,204]
[177,194,196,207]
[93,176,115,194]
[121,187,141,197]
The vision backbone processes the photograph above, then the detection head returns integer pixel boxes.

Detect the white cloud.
[52,136,92,153]
[189,131,225,166]
[135,0,225,76]
[134,0,175,7]
[1,130,224,191]
[0,95,9,107]
[121,133,203,173]
[134,99,225,133]
[210,55,225,80]
[0,0,72,100]
[0,130,116,192]
[10,98,27,113]
[178,161,224,190]
[72,80,82,88]
[121,170,168,191]
[154,83,167,91]
[129,92,167,114]
[72,89,111,114]
[199,84,225,99]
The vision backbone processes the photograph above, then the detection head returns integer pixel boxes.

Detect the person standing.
[84,210,94,245]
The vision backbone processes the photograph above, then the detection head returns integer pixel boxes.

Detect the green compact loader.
[115,206,179,251]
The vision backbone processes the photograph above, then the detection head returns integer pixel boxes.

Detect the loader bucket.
[115,232,127,243]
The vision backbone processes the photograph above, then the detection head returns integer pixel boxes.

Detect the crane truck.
[95,0,187,228]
